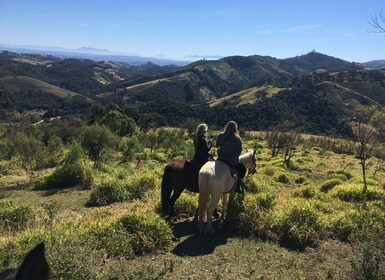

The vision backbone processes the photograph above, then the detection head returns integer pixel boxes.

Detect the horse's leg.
[221,193,228,223]
[206,192,221,234]
[198,176,210,234]
[169,187,184,217]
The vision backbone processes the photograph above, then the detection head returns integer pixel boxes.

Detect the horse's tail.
[161,165,172,215]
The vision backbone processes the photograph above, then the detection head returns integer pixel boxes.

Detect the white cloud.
[281,24,323,33]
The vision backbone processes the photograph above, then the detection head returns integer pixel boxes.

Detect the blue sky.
[0,0,384,62]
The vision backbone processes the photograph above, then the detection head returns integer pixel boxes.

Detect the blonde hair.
[196,123,208,136]
[224,121,239,136]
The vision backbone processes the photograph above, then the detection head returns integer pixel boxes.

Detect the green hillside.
[0,76,93,114]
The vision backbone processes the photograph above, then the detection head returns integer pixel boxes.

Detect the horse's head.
[248,149,257,175]
[240,149,257,175]
[0,242,50,280]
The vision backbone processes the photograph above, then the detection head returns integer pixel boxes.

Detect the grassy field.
[0,135,384,279]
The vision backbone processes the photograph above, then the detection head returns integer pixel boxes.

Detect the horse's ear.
[15,242,50,280]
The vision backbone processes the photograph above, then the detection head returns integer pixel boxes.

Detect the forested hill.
[1,49,384,137]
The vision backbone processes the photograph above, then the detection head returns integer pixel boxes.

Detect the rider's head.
[224,121,239,136]
[196,123,208,136]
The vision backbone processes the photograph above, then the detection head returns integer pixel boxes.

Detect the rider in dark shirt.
[193,123,213,166]
[216,121,246,193]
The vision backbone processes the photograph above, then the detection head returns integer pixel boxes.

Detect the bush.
[293,186,320,199]
[349,209,385,279]
[238,193,276,238]
[244,177,272,193]
[277,173,291,184]
[320,179,343,193]
[0,199,35,231]
[35,142,93,190]
[81,124,118,164]
[173,193,198,217]
[331,210,360,242]
[294,176,307,185]
[117,213,172,254]
[330,184,385,202]
[126,173,157,200]
[274,201,324,250]
[349,177,379,186]
[87,180,130,207]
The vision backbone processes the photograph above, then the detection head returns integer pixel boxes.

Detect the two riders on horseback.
[193,121,246,194]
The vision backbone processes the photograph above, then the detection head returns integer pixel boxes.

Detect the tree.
[350,106,385,198]
[12,132,45,185]
[81,124,118,166]
[100,109,137,136]
[369,10,385,35]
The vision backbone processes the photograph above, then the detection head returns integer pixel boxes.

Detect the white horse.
[198,149,257,234]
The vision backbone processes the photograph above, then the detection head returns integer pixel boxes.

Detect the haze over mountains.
[0,48,384,137]
[0,44,197,66]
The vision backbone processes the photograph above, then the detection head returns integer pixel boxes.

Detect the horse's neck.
[239,152,251,168]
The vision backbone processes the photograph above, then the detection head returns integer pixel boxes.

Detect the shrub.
[0,199,35,231]
[293,186,320,199]
[349,177,379,186]
[81,124,118,164]
[294,176,307,185]
[173,193,198,217]
[277,173,291,184]
[117,213,172,254]
[87,181,130,207]
[330,184,385,202]
[244,177,272,193]
[320,179,343,193]
[238,193,277,238]
[349,209,385,279]
[331,210,360,242]
[35,142,93,190]
[274,201,324,250]
[126,173,157,200]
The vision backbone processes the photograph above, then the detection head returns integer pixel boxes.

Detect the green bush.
[0,199,35,231]
[331,210,360,242]
[35,142,93,190]
[173,193,198,217]
[238,193,276,238]
[87,181,130,207]
[244,177,272,193]
[277,173,291,184]
[294,176,307,185]
[349,177,379,186]
[350,209,385,279]
[330,184,385,202]
[293,186,320,199]
[320,179,343,193]
[126,173,157,200]
[117,213,172,254]
[274,201,324,250]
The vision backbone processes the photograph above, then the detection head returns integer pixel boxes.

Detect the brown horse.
[0,242,50,280]
[161,160,199,216]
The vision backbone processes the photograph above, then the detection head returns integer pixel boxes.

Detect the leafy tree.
[81,124,118,166]
[11,132,45,185]
[100,109,137,136]
[120,135,141,162]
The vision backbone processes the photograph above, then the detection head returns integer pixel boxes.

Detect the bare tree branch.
[369,10,385,34]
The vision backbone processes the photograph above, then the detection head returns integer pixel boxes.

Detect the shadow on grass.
[171,219,228,256]
[42,188,72,197]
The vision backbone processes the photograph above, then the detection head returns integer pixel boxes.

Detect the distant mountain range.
[0,44,195,66]
[0,49,384,137]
